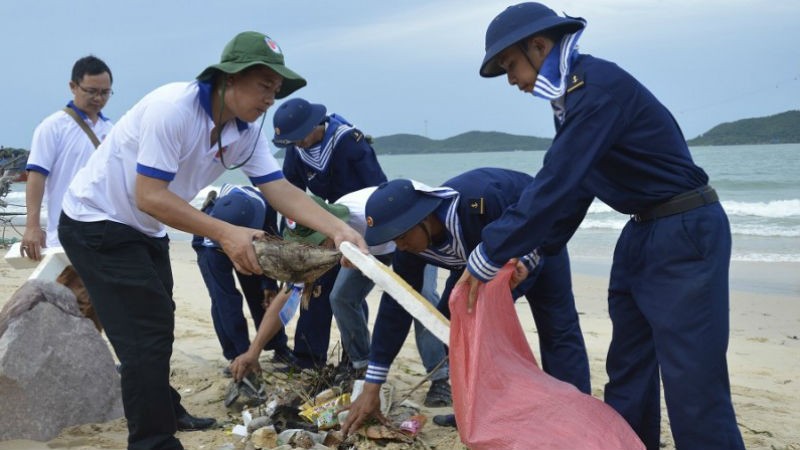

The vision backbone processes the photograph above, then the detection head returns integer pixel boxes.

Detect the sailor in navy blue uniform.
[272,98,388,367]
[465,4,744,449]
[341,168,590,435]
[191,184,293,367]
[273,98,386,203]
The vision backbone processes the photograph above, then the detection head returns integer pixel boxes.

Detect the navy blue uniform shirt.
[191,190,279,292]
[282,125,387,203]
[469,54,709,281]
[369,168,539,373]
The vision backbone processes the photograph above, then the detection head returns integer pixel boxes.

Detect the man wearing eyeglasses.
[22,55,114,261]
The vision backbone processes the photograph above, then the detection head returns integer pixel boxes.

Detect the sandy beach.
[1,241,798,449]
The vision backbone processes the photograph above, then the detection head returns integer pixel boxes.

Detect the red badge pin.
[264,37,282,54]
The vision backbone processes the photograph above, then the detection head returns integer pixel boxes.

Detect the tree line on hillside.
[370,110,800,154]
[686,110,800,146]
[371,131,552,154]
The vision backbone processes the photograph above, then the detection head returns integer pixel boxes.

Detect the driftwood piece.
[253,236,341,307]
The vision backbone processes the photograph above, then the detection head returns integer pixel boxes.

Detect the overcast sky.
[1,0,798,149]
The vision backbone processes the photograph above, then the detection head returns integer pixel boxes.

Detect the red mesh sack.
[449,263,644,449]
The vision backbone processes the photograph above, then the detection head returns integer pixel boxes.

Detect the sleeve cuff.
[25,164,49,176]
[250,170,284,186]
[365,363,390,384]
[136,163,175,181]
[466,243,502,282]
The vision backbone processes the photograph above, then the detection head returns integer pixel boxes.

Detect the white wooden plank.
[3,242,71,281]
[340,241,449,344]
[27,251,71,281]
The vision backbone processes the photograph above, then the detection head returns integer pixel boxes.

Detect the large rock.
[0,280,123,441]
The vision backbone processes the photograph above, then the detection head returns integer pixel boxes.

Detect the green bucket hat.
[283,195,350,246]
[197,31,306,99]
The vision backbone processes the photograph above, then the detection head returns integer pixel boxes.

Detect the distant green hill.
[371,131,551,155]
[7,111,800,159]
[369,110,800,154]
[687,110,800,146]
[272,130,553,157]
[11,109,799,160]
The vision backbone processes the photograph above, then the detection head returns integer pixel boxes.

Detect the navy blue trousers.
[194,246,288,361]
[433,246,590,394]
[605,203,744,449]
[59,213,185,450]
[521,246,591,394]
[292,265,341,367]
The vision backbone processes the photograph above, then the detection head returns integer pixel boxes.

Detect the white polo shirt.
[62,81,283,237]
[26,102,113,247]
[336,187,396,256]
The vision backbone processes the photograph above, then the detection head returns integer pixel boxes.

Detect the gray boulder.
[0,280,123,441]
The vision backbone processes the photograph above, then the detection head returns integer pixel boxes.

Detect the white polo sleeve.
[135,101,189,181]
[27,114,63,175]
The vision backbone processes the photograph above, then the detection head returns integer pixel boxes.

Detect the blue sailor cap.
[364,179,443,246]
[480,2,585,77]
[210,191,265,229]
[272,97,327,142]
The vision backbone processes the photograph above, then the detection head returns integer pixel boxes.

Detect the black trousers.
[59,213,186,450]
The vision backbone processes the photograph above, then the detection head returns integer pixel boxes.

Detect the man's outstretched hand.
[458,258,526,312]
[339,382,389,436]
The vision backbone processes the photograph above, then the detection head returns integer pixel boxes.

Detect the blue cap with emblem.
[210,191,265,230]
[480,2,585,77]
[272,97,327,145]
[364,179,443,246]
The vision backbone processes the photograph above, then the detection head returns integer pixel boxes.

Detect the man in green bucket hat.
[196,31,306,100]
[58,31,367,450]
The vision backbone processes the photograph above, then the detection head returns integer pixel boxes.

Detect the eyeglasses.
[77,84,114,99]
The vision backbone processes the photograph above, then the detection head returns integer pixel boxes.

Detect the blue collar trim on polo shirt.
[66,100,109,121]
[197,81,249,132]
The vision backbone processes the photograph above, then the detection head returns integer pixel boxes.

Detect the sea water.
[202,143,800,263]
[3,144,798,289]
